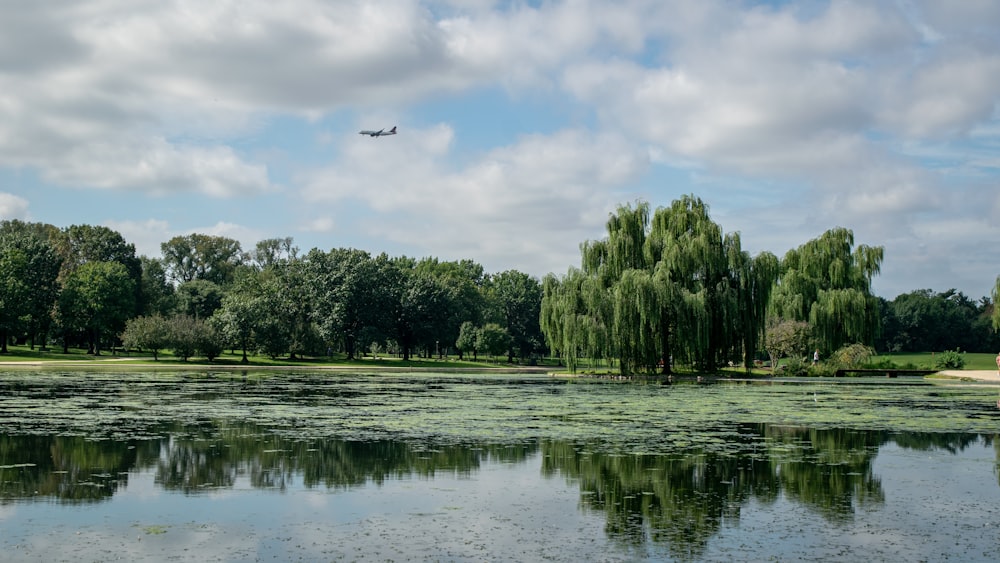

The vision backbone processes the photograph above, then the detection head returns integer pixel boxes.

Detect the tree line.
[540,196,1000,375]
[0,220,543,363]
[2,198,998,370]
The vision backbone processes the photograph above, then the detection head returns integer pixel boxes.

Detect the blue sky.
[1,0,999,299]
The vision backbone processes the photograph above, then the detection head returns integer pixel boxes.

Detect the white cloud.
[0,193,29,220]
[300,124,647,274]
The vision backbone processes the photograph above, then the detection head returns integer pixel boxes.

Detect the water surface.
[1,370,999,561]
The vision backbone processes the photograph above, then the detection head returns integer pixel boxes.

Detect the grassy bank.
[0,344,547,370]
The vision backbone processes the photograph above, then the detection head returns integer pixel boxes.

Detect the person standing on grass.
[813,349,819,366]
[995,351,1000,377]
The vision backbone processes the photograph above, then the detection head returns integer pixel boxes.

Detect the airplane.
[359,126,397,137]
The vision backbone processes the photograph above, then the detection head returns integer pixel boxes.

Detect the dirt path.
[935,370,1000,382]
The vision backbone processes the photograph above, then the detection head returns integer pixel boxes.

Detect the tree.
[0,225,62,352]
[456,321,479,360]
[120,315,171,360]
[57,261,136,355]
[770,227,883,353]
[176,279,224,320]
[992,276,1000,332]
[251,237,298,270]
[476,323,510,363]
[484,270,543,363]
[138,256,176,317]
[763,319,811,371]
[307,249,400,360]
[160,233,245,286]
[550,196,777,375]
[394,269,454,361]
[54,225,142,347]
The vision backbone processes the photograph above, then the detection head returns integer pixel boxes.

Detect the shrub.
[782,357,808,377]
[933,349,965,370]
[830,343,875,368]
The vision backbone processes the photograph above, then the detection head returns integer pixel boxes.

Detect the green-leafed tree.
[552,196,777,375]
[251,237,298,270]
[456,321,479,360]
[120,315,171,360]
[176,279,224,320]
[394,268,454,361]
[138,256,176,317]
[484,270,543,363]
[57,261,136,355]
[307,248,400,360]
[763,318,811,371]
[770,227,883,353]
[211,270,269,363]
[477,323,510,363]
[992,276,1000,333]
[0,224,62,351]
[160,233,245,286]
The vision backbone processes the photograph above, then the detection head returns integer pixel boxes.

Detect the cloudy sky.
[2,0,999,299]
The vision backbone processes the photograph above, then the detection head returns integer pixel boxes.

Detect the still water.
[1,370,999,561]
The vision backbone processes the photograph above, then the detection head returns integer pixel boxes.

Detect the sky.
[1,0,999,300]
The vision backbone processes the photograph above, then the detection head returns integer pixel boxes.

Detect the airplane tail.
[389,126,397,134]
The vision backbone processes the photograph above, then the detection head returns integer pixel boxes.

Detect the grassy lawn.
[870,351,997,371]
[0,344,546,369]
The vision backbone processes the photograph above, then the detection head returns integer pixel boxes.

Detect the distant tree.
[57,261,136,355]
[770,227,883,352]
[120,315,170,360]
[176,279,224,320]
[251,237,298,270]
[212,270,270,363]
[160,233,245,286]
[0,225,62,351]
[993,276,1000,333]
[476,323,510,363]
[484,270,543,363]
[166,315,200,361]
[138,256,176,317]
[394,270,454,361]
[308,249,400,360]
[763,319,812,372]
[455,321,479,360]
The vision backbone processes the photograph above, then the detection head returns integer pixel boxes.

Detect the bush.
[933,349,965,370]
[782,357,808,377]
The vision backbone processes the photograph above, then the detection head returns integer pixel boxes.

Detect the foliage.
[546,196,777,375]
[456,321,479,360]
[993,276,1000,332]
[484,270,543,362]
[770,227,882,353]
[476,323,510,362]
[879,289,999,353]
[933,349,965,370]
[763,319,811,371]
[160,233,245,286]
[164,315,220,361]
[828,343,876,368]
[120,315,171,360]
[57,261,136,355]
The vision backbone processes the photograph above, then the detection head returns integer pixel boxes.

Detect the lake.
[1,369,999,561]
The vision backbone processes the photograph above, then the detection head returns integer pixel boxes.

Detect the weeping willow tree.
[992,276,1000,332]
[769,227,883,353]
[542,196,778,375]
[540,268,611,372]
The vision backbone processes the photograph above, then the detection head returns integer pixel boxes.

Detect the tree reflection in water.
[1,423,998,559]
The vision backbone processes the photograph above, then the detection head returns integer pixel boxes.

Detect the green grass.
[0,344,543,370]
[869,351,997,371]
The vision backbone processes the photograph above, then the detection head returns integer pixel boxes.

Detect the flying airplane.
[359,126,397,137]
